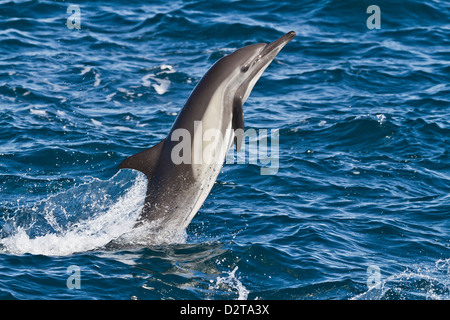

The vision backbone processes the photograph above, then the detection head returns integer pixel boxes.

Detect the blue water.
[0,0,449,300]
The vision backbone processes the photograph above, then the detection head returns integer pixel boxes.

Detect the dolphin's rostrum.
[119,31,296,232]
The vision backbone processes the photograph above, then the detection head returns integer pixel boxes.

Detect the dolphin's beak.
[259,31,296,60]
[238,30,296,104]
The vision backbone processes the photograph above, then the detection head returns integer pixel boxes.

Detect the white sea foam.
[106,92,116,101]
[91,119,102,126]
[141,74,171,95]
[152,78,170,95]
[0,170,190,256]
[56,110,66,117]
[80,66,92,75]
[94,72,101,87]
[141,65,173,94]
[112,219,187,248]
[159,65,175,73]
[141,74,153,87]
[209,266,249,300]
[30,108,47,117]
[0,172,151,256]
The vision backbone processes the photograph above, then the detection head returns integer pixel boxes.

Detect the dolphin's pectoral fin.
[119,140,164,179]
[232,97,245,152]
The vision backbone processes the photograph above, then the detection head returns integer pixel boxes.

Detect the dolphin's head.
[215,31,296,105]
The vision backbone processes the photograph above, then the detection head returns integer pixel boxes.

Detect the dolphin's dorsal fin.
[119,140,164,179]
[232,97,245,152]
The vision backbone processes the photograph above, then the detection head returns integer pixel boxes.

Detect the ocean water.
[0,0,449,300]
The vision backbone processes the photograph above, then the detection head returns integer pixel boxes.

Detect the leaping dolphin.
[119,31,296,232]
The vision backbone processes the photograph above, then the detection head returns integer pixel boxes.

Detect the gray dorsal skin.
[119,31,296,231]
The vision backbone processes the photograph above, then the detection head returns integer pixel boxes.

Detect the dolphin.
[119,31,296,232]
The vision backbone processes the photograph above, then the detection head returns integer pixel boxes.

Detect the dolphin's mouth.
[259,31,296,60]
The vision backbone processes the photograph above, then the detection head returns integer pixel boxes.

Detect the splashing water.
[0,171,186,256]
[353,259,450,300]
[209,267,250,300]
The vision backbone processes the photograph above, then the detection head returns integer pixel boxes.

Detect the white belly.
[181,89,234,229]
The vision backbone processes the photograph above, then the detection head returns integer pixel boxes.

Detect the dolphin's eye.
[241,64,249,73]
